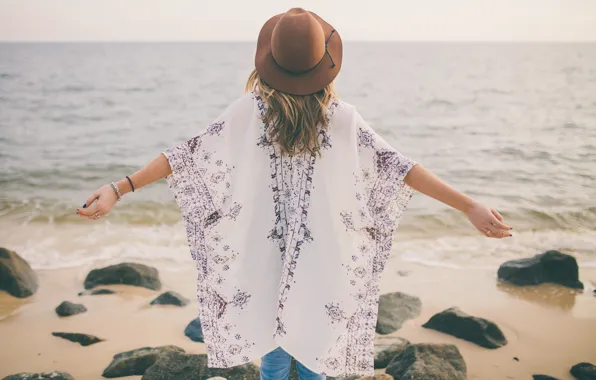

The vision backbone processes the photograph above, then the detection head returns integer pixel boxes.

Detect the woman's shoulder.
[214,92,259,122]
[328,98,364,127]
[228,92,257,112]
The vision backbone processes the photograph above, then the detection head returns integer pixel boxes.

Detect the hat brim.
[255,12,342,96]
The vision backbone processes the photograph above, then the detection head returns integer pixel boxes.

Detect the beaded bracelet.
[110,181,122,201]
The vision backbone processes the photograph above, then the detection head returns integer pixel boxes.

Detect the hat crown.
[270,8,326,73]
[254,8,342,95]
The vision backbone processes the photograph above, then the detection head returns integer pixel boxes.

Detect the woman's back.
[161,88,416,376]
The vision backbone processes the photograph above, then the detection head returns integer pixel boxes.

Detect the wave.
[1,197,594,231]
[43,85,96,93]
[118,86,155,93]
[1,198,594,271]
[0,198,182,226]
[0,220,194,270]
[424,98,455,108]
[395,227,596,269]
[0,163,141,188]
[1,213,593,271]
[475,88,510,95]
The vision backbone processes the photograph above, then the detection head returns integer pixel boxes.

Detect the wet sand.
[383,259,596,380]
[0,260,595,380]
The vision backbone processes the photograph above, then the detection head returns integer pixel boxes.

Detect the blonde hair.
[245,70,337,156]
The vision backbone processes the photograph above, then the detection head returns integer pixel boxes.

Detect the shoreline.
[1,261,595,379]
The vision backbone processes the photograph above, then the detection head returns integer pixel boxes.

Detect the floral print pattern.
[162,92,415,377]
[317,119,416,377]
[163,116,256,368]
[255,94,340,338]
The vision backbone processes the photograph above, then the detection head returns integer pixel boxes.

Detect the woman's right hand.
[76,184,118,220]
[465,201,512,238]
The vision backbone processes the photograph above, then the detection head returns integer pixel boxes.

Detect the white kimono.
[162,91,416,377]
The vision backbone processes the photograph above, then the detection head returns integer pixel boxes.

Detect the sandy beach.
[1,258,595,380]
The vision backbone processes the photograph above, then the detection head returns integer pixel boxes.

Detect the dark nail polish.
[82,203,87,208]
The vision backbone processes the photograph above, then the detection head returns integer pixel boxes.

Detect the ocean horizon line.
[1,40,596,44]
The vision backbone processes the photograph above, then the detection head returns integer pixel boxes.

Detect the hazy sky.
[1,0,595,42]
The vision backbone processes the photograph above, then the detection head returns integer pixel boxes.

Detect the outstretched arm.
[404,164,513,238]
[77,154,172,219]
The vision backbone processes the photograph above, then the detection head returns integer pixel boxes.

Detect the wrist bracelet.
[110,181,122,201]
[126,176,135,192]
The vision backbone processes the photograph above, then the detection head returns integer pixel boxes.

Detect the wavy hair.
[246,70,336,156]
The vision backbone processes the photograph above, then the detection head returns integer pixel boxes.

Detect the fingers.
[483,224,512,239]
[77,191,99,216]
[87,211,104,220]
[470,205,513,239]
[77,202,99,217]
[474,224,497,238]
[491,208,503,222]
[487,224,507,238]
[489,213,512,231]
[77,184,118,221]
[77,197,107,220]
[84,192,100,210]
[77,204,105,220]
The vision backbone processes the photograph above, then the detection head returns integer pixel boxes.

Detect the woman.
[77,8,512,380]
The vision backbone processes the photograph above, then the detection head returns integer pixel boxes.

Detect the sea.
[1,42,595,271]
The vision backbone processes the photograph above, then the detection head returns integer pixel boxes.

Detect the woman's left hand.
[76,184,118,220]
[466,202,513,238]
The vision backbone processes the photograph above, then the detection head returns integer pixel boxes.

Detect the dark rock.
[84,262,161,290]
[51,332,104,346]
[0,247,39,298]
[2,372,75,380]
[533,375,560,380]
[78,288,117,296]
[386,343,466,380]
[514,357,520,361]
[571,362,596,380]
[150,291,189,306]
[102,346,185,378]
[361,376,393,380]
[498,250,583,289]
[422,307,507,349]
[184,317,204,342]
[374,336,410,369]
[55,301,87,317]
[376,292,422,334]
[141,351,259,380]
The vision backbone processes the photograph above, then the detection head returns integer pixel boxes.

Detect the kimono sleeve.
[160,123,217,221]
[354,110,418,230]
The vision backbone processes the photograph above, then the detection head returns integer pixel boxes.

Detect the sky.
[1,0,595,42]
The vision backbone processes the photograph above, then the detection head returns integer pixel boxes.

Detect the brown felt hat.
[255,8,342,96]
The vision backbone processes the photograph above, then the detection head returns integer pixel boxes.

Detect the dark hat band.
[271,30,337,76]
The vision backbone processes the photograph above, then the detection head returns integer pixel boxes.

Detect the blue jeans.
[260,346,325,380]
